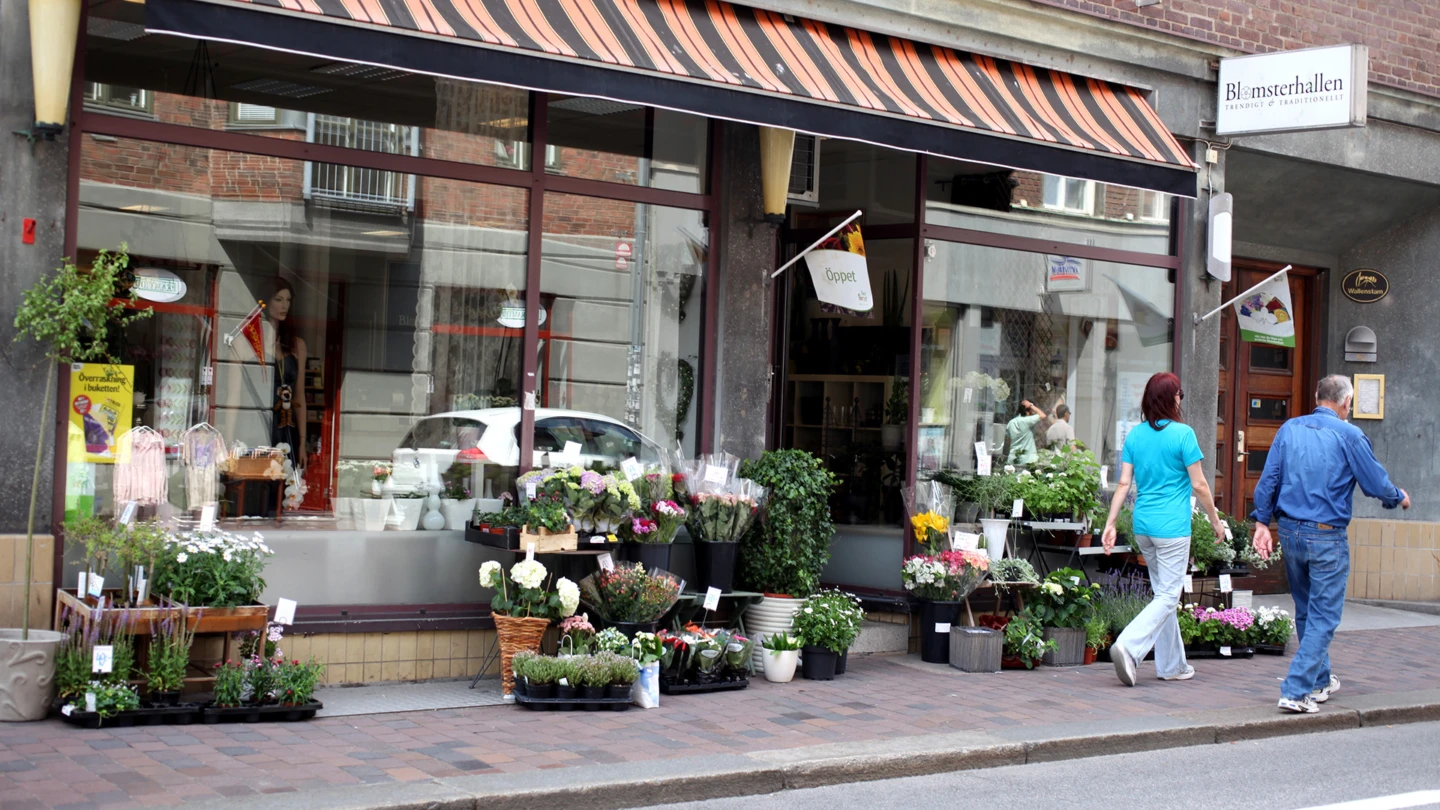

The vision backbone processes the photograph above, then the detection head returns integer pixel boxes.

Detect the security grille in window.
[83,82,151,114]
[304,114,418,209]
[1041,175,1094,214]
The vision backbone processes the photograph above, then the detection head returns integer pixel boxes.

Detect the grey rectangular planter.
[1041,627,1086,667]
[949,627,1002,673]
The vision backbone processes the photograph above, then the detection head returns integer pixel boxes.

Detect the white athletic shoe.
[1159,665,1195,681]
[1278,696,1320,714]
[1310,675,1341,703]
[1111,643,1136,687]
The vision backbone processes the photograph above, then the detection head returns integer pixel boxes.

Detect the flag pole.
[770,209,863,279]
[1193,265,1291,325]
[223,300,266,345]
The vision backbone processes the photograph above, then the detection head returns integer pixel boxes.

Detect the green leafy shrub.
[738,450,839,597]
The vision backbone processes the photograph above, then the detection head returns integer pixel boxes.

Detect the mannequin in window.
[267,278,308,468]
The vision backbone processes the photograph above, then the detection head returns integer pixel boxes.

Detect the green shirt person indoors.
[1005,399,1047,465]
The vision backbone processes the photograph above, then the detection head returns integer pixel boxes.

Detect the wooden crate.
[949,627,1002,673]
[519,526,579,553]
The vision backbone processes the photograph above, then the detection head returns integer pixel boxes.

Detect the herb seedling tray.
[514,693,631,712]
[201,701,323,723]
[660,676,749,695]
[59,703,203,729]
[466,523,521,550]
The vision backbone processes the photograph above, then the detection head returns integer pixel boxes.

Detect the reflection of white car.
[390,408,665,491]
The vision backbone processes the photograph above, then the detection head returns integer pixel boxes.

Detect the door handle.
[1236,430,1247,462]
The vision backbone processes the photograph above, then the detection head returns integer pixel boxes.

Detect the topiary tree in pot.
[1,246,148,722]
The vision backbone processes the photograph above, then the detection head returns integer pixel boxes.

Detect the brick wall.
[1041,0,1439,98]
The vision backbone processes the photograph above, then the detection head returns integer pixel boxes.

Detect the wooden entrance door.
[1215,261,1318,519]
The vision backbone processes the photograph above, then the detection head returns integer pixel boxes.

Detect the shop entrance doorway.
[1215,260,1320,591]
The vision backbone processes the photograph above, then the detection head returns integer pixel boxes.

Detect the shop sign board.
[1217,44,1367,136]
[131,267,188,303]
[1341,268,1388,303]
[69,363,135,463]
[1044,255,1088,293]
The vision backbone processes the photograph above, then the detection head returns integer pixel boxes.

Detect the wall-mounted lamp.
[1207,191,1233,282]
[757,126,796,227]
[27,0,83,138]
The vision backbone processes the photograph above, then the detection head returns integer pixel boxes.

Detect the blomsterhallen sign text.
[1217,44,1367,136]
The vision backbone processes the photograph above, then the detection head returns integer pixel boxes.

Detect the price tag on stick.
[1011,499,1024,519]
[597,552,614,571]
[525,482,537,501]
[199,504,216,532]
[703,464,728,485]
[703,587,722,611]
[85,693,97,714]
[92,645,114,674]
[1183,575,1194,594]
[1218,573,1233,593]
[274,598,297,626]
[934,623,951,634]
[620,457,643,482]
[975,442,991,476]
[87,574,105,598]
[119,501,137,525]
[526,542,536,562]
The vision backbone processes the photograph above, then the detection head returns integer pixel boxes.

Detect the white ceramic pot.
[393,498,424,531]
[442,498,477,531]
[371,480,383,496]
[0,630,63,722]
[333,497,357,530]
[980,518,1009,562]
[747,595,803,669]
[762,649,799,683]
[361,498,389,532]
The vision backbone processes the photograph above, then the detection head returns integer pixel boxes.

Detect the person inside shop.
[1004,399,1048,465]
[267,278,308,469]
[1046,402,1076,448]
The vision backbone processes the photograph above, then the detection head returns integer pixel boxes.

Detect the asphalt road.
[637,721,1440,810]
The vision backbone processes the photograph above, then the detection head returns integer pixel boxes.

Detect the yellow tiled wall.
[279,629,501,684]
[0,534,55,631]
[1347,519,1440,601]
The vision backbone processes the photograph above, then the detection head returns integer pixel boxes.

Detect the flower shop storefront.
[48,0,1198,693]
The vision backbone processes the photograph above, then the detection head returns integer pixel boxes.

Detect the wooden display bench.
[55,588,271,688]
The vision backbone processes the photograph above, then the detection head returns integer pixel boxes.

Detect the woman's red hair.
[1141,372,1183,429]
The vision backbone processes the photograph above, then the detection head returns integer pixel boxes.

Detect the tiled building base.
[1347,519,1440,601]
[0,533,54,631]
[278,629,502,685]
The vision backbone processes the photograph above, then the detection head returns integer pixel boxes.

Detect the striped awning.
[146,0,1197,195]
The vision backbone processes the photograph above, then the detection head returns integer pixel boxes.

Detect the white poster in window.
[1044,255,1089,293]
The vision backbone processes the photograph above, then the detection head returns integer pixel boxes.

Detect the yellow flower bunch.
[911,511,950,548]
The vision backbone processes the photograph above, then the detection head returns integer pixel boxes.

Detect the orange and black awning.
[146,0,1197,194]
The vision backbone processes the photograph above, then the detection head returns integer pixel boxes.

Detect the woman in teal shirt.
[1100,372,1223,686]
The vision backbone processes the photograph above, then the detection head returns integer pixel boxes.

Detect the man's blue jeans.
[1279,517,1349,700]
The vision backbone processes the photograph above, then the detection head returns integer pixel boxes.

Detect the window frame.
[1041,174,1095,215]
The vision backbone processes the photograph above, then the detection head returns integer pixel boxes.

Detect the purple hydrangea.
[580,470,605,494]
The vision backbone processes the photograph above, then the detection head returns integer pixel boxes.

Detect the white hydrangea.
[510,559,547,590]
[556,577,579,617]
[478,560,502,588]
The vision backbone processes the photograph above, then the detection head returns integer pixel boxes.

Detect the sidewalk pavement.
[3,624,1438,810]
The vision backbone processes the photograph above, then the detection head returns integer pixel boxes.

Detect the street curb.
[187,699,1440,810]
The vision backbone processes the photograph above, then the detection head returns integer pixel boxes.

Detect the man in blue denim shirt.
[1251,375,1409,714]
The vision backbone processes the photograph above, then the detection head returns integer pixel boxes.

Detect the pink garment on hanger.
[114,429,168,508]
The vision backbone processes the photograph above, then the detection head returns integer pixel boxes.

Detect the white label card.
[87,574,105,598]
[119,501,137,525]
[85,693,97,714]
[597,552,614,571]
[61,704,75,717]
[274,597,297,626]
[78,572,88,595]
[703,587,722,611]
[525,482,537,500]
[1012,499,1024,519]
[1220,646,1232,657]
[1219,573,1233,593]
[1183,575,1194,593]
[1070,576,1081,586]
[1101,465,1109,490]
[963,387,973,403]
[92,645,114,674]
[523,391,536,411]
[975,442,992,476]
[703,464,728,485]
[561,441,582,462]
[934,623,951,634]
[199,504,216,532]
[620,457,643,482]
[526,542,536,562]
[1223,523,1234,541]
[590,535,606,544]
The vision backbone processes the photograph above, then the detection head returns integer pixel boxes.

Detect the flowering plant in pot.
[760,631,802,683]
[1000,612,1055,669]
[151,529,274,608]
[902,550,988,664]
[1028,567,1101,666]
[1178,603,1256,653]
[276,658,326,706]
[559,614,597,655]
[1250,606,1294,652]
[578,562,683,635]
[478,559,579,695]
[792,590,863,680]
[656,626,752,689]
[146,608,201,704]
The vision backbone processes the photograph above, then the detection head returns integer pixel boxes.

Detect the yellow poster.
[69,363,135,463]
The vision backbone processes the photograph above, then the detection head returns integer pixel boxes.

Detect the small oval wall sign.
[1341,268,1388,304]
[131,267,188,303]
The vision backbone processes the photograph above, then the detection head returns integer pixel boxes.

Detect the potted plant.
[605,652,640,700]
[882,375,907,451]
[1178,604,1257,658]
[804,589,865,674]
[1000,612,1056,669]
[619,494,679,573]
[793,592,857,681]
[518,494,578,553]
[391,490,425,531]
[1013,445,1104,525]
[575,655,609,710]
[934,469,1015,561]
[686,485,763,594]
[554,658,579,703]
[277,657,325,706]
[477,559,580,696]
[146,609,200,705]
[578,562,683,637]
[1029,568,1101,666]
[655,626,752,692]
[988,558,1039,589]
[628,631,663,705]
[440,465,477,531]
[1083,616,1108,665]
[212,661,246,708]
[901,551,989,664]
[760,631,802,683]
[1252,605,1295,655]
[737,450,838,658]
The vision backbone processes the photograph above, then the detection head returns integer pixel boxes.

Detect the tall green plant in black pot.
[3,247,150,722]
[737,450,838,598]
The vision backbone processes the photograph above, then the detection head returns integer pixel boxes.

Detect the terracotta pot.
[1083,646,1098,665]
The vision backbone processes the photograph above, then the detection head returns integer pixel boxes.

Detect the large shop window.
[71,135,530,530]
[918,242,1175,479]
[539,193,707,462]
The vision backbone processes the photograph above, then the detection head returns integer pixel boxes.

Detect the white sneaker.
[1278,696,1320,714]
[1111,643,1136,687]
[1160,665,1195,681]
[1310,675,1341,703]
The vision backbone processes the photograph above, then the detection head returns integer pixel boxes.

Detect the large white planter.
[980,519,1010,563]
[747,595,803,669]
[333,498,357,530]
[392,498,424,531]
[762,649,799,683]
[0,629,63,722]
[361,498,390,532]
[442,498,477,531]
